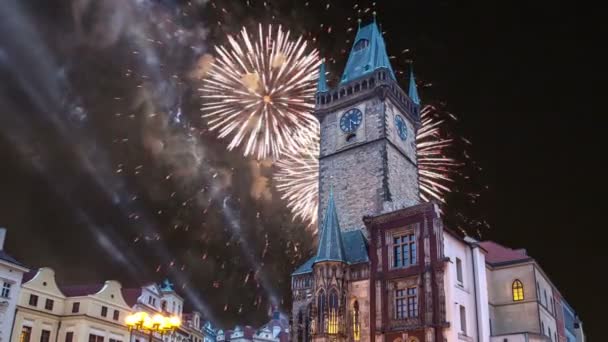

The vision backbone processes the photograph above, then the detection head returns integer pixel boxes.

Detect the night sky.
[0,0,599,339]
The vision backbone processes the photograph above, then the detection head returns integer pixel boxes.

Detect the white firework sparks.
[199,24,320,160]
[274,105,460,226]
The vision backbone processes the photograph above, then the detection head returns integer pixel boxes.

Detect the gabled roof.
[0,250,28,269]
[314,189,346,264]
[60,284,105,297]
[340,20,395,84]
[479,241,531,265]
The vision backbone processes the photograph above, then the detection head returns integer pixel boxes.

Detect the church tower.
[315,19,421,234]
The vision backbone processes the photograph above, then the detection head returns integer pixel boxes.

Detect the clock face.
[394,115,408,141]
[340,108,363,133]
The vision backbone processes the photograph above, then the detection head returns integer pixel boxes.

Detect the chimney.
[0,227,6,250]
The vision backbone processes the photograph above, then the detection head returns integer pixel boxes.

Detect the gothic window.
[317,290,326,333]
[353,39,369,52]
[393,233,417,268]
[352,301,361,341]
[328,290,339,334]
[512,280,524,301]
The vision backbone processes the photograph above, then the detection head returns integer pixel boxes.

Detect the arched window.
[352,300,360,341]
[317,290,326,333]
[512,279,524,301]
[328,290,339,334]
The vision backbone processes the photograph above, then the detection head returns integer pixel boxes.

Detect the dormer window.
[353,39,369,52]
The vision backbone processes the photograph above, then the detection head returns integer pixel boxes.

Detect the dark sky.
[0,0,600,338]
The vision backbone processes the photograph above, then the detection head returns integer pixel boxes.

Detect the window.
[328,290,339,334]
[89,335,104,342]
[548,327,552,340]
[541,322,545,336]
[512,280,524,301]
[1,282,11,298]
[317,290,326,333]
[109,339,122,342]
[40,330,51,342]
[353,301,361,341]
[297,310,304,342]
[393,233,417,268]
[113,309,120,321]
[65,332,74,342]
[544,290,548,307]
[353,39,369,52]
[19,326,32,342]
[45,298,54,311]
[101,306,108,317]
[459,305,467,334]
[29,294,38,307]
[407,287,418,317]
[395,289,406,319]
[456,258,463,284]
[72,302,80,313]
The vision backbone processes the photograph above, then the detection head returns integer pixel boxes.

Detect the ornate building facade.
[290,19,585,342]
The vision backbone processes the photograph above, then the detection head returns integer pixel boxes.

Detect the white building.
[0,228,29,342]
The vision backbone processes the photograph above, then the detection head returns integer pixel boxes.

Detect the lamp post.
[125,312,181,342]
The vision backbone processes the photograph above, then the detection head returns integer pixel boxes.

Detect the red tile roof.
[480,241,531,265]
[121,288,143,307]
[60,284,104,297]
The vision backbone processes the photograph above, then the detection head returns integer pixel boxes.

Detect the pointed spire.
[408,64,421,105]
[340,20,395,84]
[314,187,346,263]
[317,61,328,93]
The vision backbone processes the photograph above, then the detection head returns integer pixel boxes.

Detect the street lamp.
[125,312,181,342]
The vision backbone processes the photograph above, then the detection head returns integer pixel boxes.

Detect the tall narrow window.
[353,301,361,341]
[317,290,326,333]
[407,287,418,317]
[395,289,406,319]
[328,290,339,334]
[393,233,417,268]
[72,302,80,313]
[29,294,38,307]
[65,332,74,342]
[20,326,32,342]
[40,330,51,342]
[101,306,108,317]
[456,258,463,284]
[113,309,120,321]
[512,280,524,301]
[45,299,54,311]
[1,282,11,298]
[297,310,303,342]
[459,305,467,334]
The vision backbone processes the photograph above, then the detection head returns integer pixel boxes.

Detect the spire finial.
[408,62,421,106]
[357,18,362,28]
[373,11,377,22]
[317,60,328,93]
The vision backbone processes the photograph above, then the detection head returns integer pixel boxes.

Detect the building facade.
[290,19,584,342]
[0,228,29,342]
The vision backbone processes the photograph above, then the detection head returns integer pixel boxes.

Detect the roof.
[292,230,369,276]
[408,65,421,105]
[22,269,37,283]
[479,241,531,265]
[121,287,143,307]
[314,189,347,263]
[0,250,28,269]
[317,62,328,93]
[59,284,104,297]
[340,20,395,85]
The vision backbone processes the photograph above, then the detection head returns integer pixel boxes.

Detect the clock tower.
[314,20,421,233]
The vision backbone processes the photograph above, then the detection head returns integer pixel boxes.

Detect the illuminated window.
[353,301,361,341]
[512,280,524,301]
[393,233,417,268]
[20,326,32,342]
[317,290,326,333]
[328,290,339,334]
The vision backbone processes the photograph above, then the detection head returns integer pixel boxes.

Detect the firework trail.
[199,24,320,160]
[274,105,460,225]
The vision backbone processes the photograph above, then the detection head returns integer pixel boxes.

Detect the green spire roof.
[340,21,395,85]
[317,61,328,93]
[314,188,346,263]
[408,65,421,105]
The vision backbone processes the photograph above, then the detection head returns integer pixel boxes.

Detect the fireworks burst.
[416,105,461,203]
[274,105,460,225]
[199,24,321,160]
[274,123,320,228]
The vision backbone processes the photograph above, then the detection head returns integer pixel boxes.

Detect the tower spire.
[314,187,346,263]
[408,63,421,105]
[317,61,328,93]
